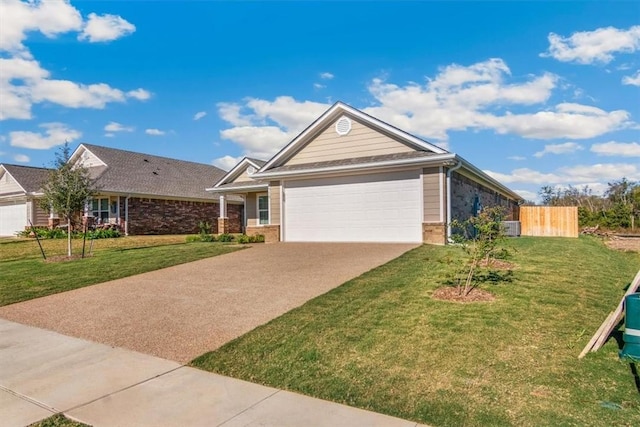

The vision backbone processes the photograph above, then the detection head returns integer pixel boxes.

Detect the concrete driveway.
[0,243,416,363]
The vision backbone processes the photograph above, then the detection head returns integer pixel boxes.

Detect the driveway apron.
[0,243,416,363]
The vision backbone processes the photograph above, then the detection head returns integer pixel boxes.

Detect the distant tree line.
[530,178,640,230]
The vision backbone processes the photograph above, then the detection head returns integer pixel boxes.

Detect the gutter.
[446,160,463,242]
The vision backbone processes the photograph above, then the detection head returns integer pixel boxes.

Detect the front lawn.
[192,236,640,426]
[0,236,242,306]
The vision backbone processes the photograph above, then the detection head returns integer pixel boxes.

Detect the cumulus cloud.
[145,128,165,136]
[541,25,640,64]
[485,163,640,186]
[193,111,207,121]
[104,121,134,133]
[13,153,30,163]
[591,141,640,157]
[0,1,146,120]
[508,156,526,161]
[9,122,81,149]
[622,70,640,86]
[79,12,135,42]
[533,142,584,158]
[212,155,243,171]
[320,72,334,80]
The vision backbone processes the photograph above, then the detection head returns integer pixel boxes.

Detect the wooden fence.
[520,206,579,238]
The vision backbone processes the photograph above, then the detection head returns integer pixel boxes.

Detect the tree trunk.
[67,221,72,257]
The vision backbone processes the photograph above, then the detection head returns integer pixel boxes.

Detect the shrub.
[186,235,201,243]
[236,234,250,244]
[88,228,121,239]
[217,233,234,242]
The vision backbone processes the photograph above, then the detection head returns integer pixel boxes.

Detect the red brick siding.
[124,197,243,235]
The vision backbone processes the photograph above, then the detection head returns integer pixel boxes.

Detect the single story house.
[208,102,522,244]
[0,144,244,236]
[0,164,51,236]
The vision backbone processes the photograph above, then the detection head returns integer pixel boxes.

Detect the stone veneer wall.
[422,223,446,245]
[125,197,243,235]
[246,225,280,243]
[450,172,519,223]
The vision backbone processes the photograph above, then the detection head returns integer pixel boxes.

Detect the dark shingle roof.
[1,164,51,193]
[262,151,438,174]
[246,158,267,167]
[81,144,226,200]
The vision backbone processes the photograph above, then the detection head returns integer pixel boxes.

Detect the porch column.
[218,194,228,234]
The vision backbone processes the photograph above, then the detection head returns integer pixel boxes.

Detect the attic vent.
[247,166,256,175]
[335,116,352,136]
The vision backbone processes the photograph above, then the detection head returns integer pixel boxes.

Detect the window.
[258,194,269,225]
[92,198,109,223]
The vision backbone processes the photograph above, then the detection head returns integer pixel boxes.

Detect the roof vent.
[335,116,352,136]
[247,166,256,175]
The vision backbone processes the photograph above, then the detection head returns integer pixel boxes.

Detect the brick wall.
[124,197,243,235]
[450,172,519,223]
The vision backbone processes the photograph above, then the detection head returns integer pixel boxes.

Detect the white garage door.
[0,202,27,237]
[284,170,422,243]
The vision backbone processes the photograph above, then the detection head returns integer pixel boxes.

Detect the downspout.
[125,195,130,236]
[446,160,463,242]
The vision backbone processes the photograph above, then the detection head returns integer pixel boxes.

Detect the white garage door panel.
[0,203,27,237]
[284,171,422,243]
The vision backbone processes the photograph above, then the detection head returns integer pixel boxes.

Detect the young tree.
[39,143,96,257]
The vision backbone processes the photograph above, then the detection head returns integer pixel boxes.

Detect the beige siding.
[232,168,255,183]
[269,182,281,225]
[246,192,257,226]
[0,171,24,194]
[423,167,441,222]
[33,200,49,226]
[77,148,105,168]
[285,116,415,166]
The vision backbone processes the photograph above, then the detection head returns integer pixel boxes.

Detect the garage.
[283,170,422,243]
[0,201,27,237]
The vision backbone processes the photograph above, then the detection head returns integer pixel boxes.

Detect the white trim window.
[257,193,269,225]
[91,198,109,223]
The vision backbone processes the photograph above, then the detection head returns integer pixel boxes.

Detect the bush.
[186,234,217,243]
[88,228,121,239]
[235,234,266,244]
[217,233,234,242]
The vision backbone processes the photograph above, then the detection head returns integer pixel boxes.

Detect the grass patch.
[192,236,640,426]
[0,236,241,306]
[28,414,90,427]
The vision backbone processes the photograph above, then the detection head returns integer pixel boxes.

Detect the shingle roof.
[80,144,226,200]
[262,151,438,174]
[246,158,267,167]
[1,164,51,193]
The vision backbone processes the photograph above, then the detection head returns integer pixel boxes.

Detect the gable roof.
[209,157,268,191]
[0,164,51,194]
[72,144,227,200]
[259,101,448,172]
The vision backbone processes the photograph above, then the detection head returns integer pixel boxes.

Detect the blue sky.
[0,0,639,201]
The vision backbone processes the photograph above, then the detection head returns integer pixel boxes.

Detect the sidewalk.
[0,319,424,427]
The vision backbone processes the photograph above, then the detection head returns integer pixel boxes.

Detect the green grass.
[28,414,90,427]
[192,236,640,427]
[0,237,242,306]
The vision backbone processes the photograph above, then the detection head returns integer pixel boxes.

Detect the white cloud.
[79,12,135,42]
[320,72,334,80]
[622,70,640,86]
[104,121,134,132]
[513,189,538,202]
[591,141,640,157]
[485,163,640,186]
[127,88,151,101]
[13,153,30,163]
[9,122,81,149]
[313,83,326,90]
[0,1,145,120]
[104,133,114,138]
[212,155,243,170]
[145,128,165,136]
[193,111,207,121]
[541,25,640,64]
[508,156,526,161]
[533,142,583,158]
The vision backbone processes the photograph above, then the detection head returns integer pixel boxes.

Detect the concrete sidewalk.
[1,319,424,427]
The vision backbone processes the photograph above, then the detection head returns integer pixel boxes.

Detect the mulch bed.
[431,286,496,302]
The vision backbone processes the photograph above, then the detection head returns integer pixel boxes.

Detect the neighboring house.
[0,144,243,236]
[208,102,522,244]
[68,144,242,235]
[0,164,51,236]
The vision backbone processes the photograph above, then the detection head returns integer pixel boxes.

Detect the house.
[0,164,51,236]
[0,144,244,236]
[208,102,522,244]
